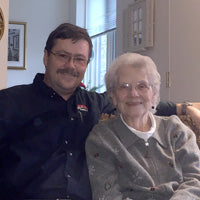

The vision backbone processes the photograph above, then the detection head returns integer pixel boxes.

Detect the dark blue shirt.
[0,73,114,200]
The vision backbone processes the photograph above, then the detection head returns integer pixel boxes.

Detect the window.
[82,0,116,93]
[133,7,143,46]
[124,0,154,52]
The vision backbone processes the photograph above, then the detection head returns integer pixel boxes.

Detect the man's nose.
[65,57,75,68]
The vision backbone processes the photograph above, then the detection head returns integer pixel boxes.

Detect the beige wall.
[0,0,9,89]
[7,0,200,102]
[117,0,200,102]
[116,0,171,100]
[169,0,200,102]
[8,0,71,88]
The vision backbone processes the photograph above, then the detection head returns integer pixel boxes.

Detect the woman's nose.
[129,86,139,96]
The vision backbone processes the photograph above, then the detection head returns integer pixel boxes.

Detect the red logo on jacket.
[77,104,88,112]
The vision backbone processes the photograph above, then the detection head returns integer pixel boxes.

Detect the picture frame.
[0,7,5,41]
[8,21,27,70]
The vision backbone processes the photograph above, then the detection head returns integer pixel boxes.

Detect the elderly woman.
[85,53,200,200]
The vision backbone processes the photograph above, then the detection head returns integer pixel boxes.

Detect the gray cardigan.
[86,115,200,200]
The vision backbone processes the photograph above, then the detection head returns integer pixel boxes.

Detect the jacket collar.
[33,73,81,101]
[112,116,168,149]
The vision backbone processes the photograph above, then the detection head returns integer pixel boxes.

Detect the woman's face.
[111,65,156,121]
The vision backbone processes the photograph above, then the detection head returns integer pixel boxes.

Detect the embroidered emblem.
[77,104,88,112]
[173,133,178,138]
[150,187,155,191]
[94,153,99,158]
[104,182,112,190]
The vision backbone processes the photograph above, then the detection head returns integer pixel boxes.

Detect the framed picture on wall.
[0,7,5,41]
[8,21,27,70]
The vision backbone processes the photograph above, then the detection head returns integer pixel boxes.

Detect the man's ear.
[43,50,48,68]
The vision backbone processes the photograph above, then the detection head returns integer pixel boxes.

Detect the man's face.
[43,38,89,99]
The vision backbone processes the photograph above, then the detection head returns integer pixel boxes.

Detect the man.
[0,23,193,200]
[1,23,114,200]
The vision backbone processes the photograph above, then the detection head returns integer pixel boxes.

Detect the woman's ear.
[151,90,157,106]
[110,92,117,107]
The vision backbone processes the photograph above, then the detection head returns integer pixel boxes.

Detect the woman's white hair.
[105,53,161,109]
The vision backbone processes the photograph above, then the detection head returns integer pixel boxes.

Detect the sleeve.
[0,90,13,198]
[0,89,19,137]
[98,92,116,114]
[155,101,177,116]
[170,118,200,200]
[0,90,12,143]
[85,125,123,200]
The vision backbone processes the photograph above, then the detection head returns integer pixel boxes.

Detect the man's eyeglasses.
[117,81,151,95]
[50,51,88,67]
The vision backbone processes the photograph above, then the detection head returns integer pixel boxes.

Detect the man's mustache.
[56,68,80,77]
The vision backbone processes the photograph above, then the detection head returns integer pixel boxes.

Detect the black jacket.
[0,73,114,200]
